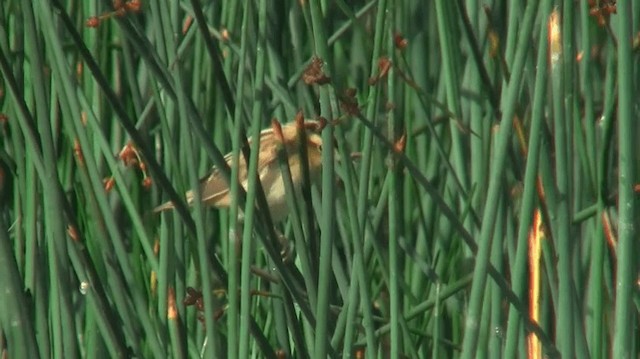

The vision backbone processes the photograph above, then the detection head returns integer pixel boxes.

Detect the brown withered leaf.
[302,57,331,85]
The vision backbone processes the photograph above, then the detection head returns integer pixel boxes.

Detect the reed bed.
[0,0,638,358]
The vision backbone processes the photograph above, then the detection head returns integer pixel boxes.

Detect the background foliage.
[0,0,638,358]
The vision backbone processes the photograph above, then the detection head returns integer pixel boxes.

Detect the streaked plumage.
[154,121,323,222]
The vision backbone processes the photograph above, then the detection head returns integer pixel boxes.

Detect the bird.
[154,119,324,222]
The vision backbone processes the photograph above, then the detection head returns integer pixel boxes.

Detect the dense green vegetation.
[0,0,638,358]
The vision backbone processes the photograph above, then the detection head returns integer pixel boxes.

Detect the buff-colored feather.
[154,121,323,222]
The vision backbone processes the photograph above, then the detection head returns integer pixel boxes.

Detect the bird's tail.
[153,200,176,213]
